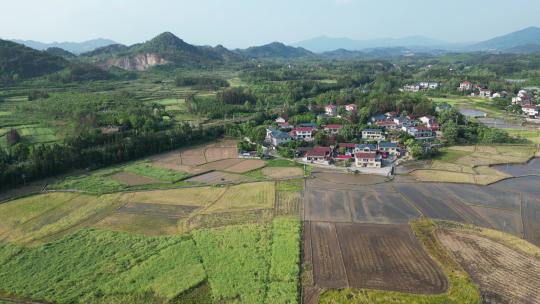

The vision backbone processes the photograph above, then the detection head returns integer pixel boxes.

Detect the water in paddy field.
[459,108,487,118]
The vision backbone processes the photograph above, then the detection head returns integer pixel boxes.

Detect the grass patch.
[124,163,191,182]
[192,223,271,303]
[203,182,275,213]
[267,218,300,304]
[102,238,206,299]
[433,148,472,163]
[51,174,127,194]
[503,129,540,144]
[266,158,300,168]
[0,193,125,245]
[320,219,480,304]
[276,179,304,192]
[0,229,202,304]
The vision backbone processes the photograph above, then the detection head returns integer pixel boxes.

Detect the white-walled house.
[291,127,315,141]
[522,105,540,118]
[354,152,382,168]
[459,81,473,91]
[362,129,385,141]
[266,128,292,146]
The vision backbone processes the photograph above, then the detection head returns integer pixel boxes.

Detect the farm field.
[306,221,447,292]
[431,96,511,119]
[0,217,301,304]
[49,161,195,194]
[438,229,540,303]
[409,145,539,185]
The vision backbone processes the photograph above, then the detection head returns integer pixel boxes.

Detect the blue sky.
[1,0,539,48]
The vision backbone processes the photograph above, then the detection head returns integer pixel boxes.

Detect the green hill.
[0,39,68,83]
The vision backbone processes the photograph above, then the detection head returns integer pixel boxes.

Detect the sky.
[1,0,539,48]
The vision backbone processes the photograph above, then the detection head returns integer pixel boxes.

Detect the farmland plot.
[308,221,447,293]
[522,195,540,246]
[336,223,447,293]
[304,189,352,222]
[186,170,253,184]
[493,157,540,176]
[348,190,420,224]
[439,229,540,303]
[309,221,348,288]
[394,183,491,227]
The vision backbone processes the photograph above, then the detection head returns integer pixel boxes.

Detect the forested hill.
[82,32,242,70]
[236,42,315,59]
[0,39,68,83]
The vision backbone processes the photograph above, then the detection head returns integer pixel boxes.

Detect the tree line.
[0,124,226,190]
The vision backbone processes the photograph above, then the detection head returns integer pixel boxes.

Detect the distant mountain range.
[3,26,540,76]
[293,27,540,53]
[11,38,117,54]
[292,35,455,53]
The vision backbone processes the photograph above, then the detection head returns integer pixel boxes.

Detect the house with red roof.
[354,152,382,168]
[290,126,315,141]
[325,104,337,116]
[375,120,398,130]
[304,147,333,163]
[323,124,343,134]
[459,81,473,91]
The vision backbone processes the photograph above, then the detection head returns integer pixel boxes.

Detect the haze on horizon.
[1,0,539,48]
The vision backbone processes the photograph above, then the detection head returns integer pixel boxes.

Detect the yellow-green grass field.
[503,128,540,144]
[410,145,539,185]
[0,218,301,304]
[0,193,126,245]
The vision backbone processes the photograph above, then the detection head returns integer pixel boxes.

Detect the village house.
[362,129,385,141]
[378,141,400,157]
[325,104,337,116]
[405,126,435,140]
[522,105,539,118]
[304,147,332,164]
[419,116,440,130]
[291,126,315,141]
[345,104,357,113]
[355,143,377,153]
[278,122,293,131]
[355,152,382,168]
[419,81,439,89]
[403,84,420,92]
[323,124,343,134]
[459,81,473,91]
[370,114,387,123]
[338,143,356,154]
[299,122,317,128]
[478,88,492,98]
[275,116,287,124]
[375,120,398,130]
[266,128,292,146]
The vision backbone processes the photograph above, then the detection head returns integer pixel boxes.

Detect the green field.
[503,128,540,144]
[0,218,301,304]
[431,96,512,119]
[123,162,191,182]
[50,162,194,194]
